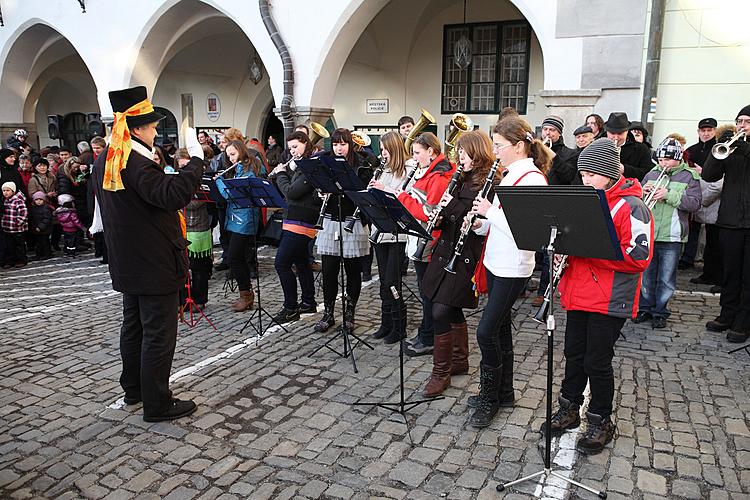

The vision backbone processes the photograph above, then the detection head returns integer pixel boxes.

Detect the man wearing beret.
[92,86,205,421]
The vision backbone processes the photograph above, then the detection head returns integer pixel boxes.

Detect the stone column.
[539,89,602,146]
[286,106,335,130]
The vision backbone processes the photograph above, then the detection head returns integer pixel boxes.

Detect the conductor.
[92,86,204,422]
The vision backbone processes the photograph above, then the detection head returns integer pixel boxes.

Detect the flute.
[369,162,418,244]
[444,159,501,274]
[411,164,464,259]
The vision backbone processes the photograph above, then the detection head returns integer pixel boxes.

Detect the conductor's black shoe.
[632,312,652,324]
[706,318,731,332]
[143,399,197,423]
[576,412,615,454]
[710,285,722,294]
[727,329,750,343]
[651,316,667,329]
[272,307,299,324]
[123,394,141,405]
[298,303,317,314]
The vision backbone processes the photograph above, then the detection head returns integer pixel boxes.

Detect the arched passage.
[0,22,99,148]
[128,0,274,138]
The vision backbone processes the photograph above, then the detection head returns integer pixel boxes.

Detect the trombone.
[712,130,746,160]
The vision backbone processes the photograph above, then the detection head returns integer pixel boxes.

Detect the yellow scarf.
[102,99,156,192]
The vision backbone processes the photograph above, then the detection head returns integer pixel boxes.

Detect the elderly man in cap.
[603,112,653,181]
[574,125,595,152]
[703,105,750,343]
[686,118,718,170]
[92,85,205,422]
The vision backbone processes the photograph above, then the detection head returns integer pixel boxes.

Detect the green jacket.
[642,163,702,243]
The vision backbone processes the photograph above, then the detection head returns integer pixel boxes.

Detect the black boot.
[314,302,336,332]
[344,299,356,331]
[576,412,616,454]
[497,350,515,406]
[383,300,406,345]
[540,395,581,436]
[372,302,393,339]
[468,365,500,428]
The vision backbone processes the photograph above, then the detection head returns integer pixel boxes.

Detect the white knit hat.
[2,181,16,192]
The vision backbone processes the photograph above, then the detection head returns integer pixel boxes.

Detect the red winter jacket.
[559,177,654,319]
[398,154,454,223]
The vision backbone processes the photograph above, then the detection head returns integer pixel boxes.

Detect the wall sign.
[207,93,221,122]
[366,99,389,114]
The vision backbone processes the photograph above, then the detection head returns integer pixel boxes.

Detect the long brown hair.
[455,130,495,190]
[492,117,552,174]
[413,132,442,156]
[226,140,260,176]
[379,131,407,177]
[61,157,82,181]
[286,131,313,159]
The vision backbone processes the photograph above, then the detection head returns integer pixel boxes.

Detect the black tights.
[432,302,465,336]
[321,254,362,305]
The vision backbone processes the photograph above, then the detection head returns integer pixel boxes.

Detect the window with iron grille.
[442,21,531,115]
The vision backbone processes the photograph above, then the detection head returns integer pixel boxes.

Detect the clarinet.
[369,162,418,244]
[345,158,385,233]
[444,159,501,274]
[411,164,464,260]
[314,192,331,230]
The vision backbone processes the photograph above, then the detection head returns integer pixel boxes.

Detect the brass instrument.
[309,122,330,146]
[370,162,418,243]
[404,108,436,153]
[351,130,371,149]
[712,130,746,160]
[412,164,464,259]
[444,113,473,163]
[643,167,670,210]
[444,159,501,273]
[345,157,385,233]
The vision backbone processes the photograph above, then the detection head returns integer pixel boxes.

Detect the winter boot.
[422,333,453,397]
[314,302,336,333]
[343,299,356,331]
[450,322,469,375]
[468,364,501,428]
[540,395,581,436]
[576,412,616,454]
[384,300,407,345]
[231,290,254,312]
[372,302,393,339]
[497,350,515,406]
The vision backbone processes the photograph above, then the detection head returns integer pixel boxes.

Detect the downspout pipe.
[641,0,666,136]
[259,0,294,140]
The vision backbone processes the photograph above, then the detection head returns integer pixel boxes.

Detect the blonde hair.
[379,131,407,177]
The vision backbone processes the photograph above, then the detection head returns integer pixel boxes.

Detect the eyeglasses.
[492,143,512,151]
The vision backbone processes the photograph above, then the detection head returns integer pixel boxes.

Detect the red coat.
[559,177,654,319]
[398,154,454,241]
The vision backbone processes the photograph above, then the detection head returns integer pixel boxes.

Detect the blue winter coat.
[216,163,260,236]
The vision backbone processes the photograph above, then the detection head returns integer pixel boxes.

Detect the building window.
[442,21,531,115]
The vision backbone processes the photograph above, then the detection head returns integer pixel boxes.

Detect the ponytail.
[493,116,552,174]
[528,139,552,174]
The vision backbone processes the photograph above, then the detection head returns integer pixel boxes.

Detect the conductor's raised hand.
[185,127,204,160]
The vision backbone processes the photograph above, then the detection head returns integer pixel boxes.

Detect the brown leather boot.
[450,323,469,375]
[423,333,453,397]
[231,290,254,312]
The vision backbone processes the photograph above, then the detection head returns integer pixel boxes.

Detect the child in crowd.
[635,138,701,329]
[2,181,28,268]
[54,193,86,257]
[30,191,54,260]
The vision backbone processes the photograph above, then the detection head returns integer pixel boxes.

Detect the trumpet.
[404,108,436,153]
[444,113,473,163]
[444,159,501,274]
[370,162,418,243]
[345,157,385,233]
[712,130,746,160]
[643,167,670,210]
[412,164,464,259]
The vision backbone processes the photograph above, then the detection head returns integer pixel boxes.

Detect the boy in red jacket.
[545,138,653,453]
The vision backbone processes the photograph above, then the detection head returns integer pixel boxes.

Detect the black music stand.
[222,176,289,340]
[346,188,441,440]
[494,185,622,499]
[297,156,372,372]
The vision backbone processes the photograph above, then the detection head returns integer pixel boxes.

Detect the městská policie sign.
[366,99,389,114]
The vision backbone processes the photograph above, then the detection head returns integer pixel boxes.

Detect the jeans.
[476,271,527,367]
[718,227,750,331]
[639,241,681,318]
[274,230,316,309]
[561,310,625,419]
[413,260,434,347]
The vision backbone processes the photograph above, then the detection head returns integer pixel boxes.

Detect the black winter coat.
[30,204,53,235]
[548,139,578,185]
[92,141,203,295]
[702,140,750,229]
[620,139,653,181]
[421,178,484,309]
[322,151,374,221]
[686,138,716,169]
[274,165,322,226]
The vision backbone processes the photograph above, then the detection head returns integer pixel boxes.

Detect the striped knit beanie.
[542,115,564,134]
[577,138,621,180]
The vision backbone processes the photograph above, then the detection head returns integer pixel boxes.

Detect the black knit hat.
[108,86,164,128]
[577,138,621,180]
[542,115,564,134]
[0,148,15,163]
[604,112,630,133]
[737,105,750,120]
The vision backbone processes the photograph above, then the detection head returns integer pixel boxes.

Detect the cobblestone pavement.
[1,247,749,499]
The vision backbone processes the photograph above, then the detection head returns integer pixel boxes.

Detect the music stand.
[345,188,440,440]
[494,185,621,499]
[297,156,372,372]
[222,176,289,340]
